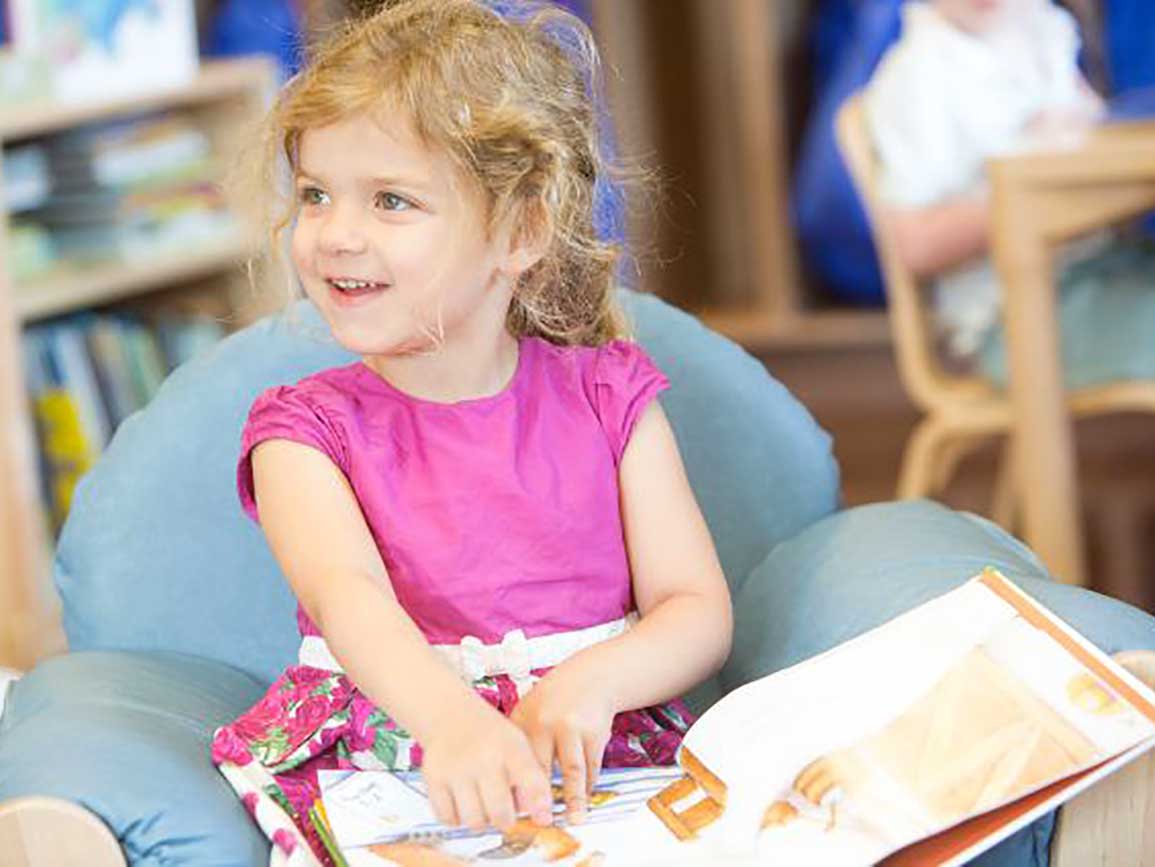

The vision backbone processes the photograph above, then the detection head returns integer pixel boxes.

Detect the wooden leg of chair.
[931,433,989,494]
[990,435,1018,532]
[0,797,125,867]
[1051,650,1155,867]
[898,419,952,500]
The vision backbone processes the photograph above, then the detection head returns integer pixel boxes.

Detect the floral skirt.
[211,663,694,866]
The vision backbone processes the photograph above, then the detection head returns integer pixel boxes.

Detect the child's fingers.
[527,728,554,776]
[510,753,554,826]
[583,734,603,797]
[452,780,487,831]
[427,780,458,828]
[477,768,517,831]
[557,732,587,823]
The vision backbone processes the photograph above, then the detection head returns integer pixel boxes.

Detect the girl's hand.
[420,697,553,832]
[509,661,617,824]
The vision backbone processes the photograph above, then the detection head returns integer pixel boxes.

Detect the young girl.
[209,1,733,864]
[865,0,1155,376]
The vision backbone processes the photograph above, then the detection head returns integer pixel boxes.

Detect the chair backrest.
[55,292,840,685]
[835,94,992,411]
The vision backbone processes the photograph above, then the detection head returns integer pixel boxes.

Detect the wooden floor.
[757,343,1155,614]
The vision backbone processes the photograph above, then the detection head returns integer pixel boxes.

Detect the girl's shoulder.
[249,362,367,417]
[530,337,669,464]
[530,336,666,393]
[242,362,386,453]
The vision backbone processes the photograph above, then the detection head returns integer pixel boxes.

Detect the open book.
[318,569,1155,866]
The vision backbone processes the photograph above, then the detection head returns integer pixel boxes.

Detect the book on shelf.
[11,112,238,275]
[22,329,95,530]
[85,316,140,428]
[313,569,1155,867]
[22,313,226,526]
[48,320,110,451]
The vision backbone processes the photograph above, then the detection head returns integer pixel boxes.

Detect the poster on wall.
[13,0,198,104]
[0,0,50,105]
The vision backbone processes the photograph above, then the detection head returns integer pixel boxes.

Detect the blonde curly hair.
[249,0,632,346]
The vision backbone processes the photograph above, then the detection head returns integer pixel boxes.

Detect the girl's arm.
[250,440,552,829]
[884,194,990,280]
[510,402,732,818]
[581,401,733,708]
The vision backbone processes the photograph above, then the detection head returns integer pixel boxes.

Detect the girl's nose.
[317,205,369,256]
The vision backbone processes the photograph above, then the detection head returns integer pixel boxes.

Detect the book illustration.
[321,766,684,866]
[645,748,725,841]
[368,820,587,865]
[751,647,1097,849]
[1066,671,1126,716]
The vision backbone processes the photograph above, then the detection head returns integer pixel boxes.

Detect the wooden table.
[989,120,1155,587]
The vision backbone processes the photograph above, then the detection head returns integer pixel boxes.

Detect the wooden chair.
[835,94,1155,543]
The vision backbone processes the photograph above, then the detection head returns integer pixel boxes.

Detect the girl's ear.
[498,200,551,278]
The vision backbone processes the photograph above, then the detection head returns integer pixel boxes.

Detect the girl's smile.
[325,276,392,307]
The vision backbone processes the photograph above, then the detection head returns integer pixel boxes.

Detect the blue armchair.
[1,292,1152,866]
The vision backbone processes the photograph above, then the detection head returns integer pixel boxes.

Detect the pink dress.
[211,337,694,866]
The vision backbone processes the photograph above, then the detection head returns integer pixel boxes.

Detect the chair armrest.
[0,650,270,866]
[721,499,1155,691]
[720,500,1047,690]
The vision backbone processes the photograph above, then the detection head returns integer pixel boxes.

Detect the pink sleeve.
[592,340,670,465]
[236,385,348,522]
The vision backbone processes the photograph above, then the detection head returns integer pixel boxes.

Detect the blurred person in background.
[864,0,1155,386]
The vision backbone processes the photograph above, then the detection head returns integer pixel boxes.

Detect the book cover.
[47,318,110,451]
[23,328,94,530]
[117,317,167,407]
[85,317,139,427]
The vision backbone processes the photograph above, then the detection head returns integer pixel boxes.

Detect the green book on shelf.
[118,318,168,408]
[86,318,139,426]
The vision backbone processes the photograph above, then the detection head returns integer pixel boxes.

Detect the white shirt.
[864,0,1096,356]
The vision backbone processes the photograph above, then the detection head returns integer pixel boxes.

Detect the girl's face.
[932,0,1011,34]
[291,112,517,358]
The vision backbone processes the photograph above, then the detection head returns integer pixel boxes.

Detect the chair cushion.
[58,292,839,685]
[724,498,1155,690]
[0,651,269,866]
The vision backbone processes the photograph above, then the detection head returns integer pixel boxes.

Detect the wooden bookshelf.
[0,57,278,669]
[0,57,275,143]
[698,306,891,352]
[14,235,256,322]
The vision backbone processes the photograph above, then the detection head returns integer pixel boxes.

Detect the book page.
[322,766,704,866]
[676,572,1155,865]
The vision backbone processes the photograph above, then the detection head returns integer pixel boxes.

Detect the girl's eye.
[299,186,329,206]
[376,191,412,212]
